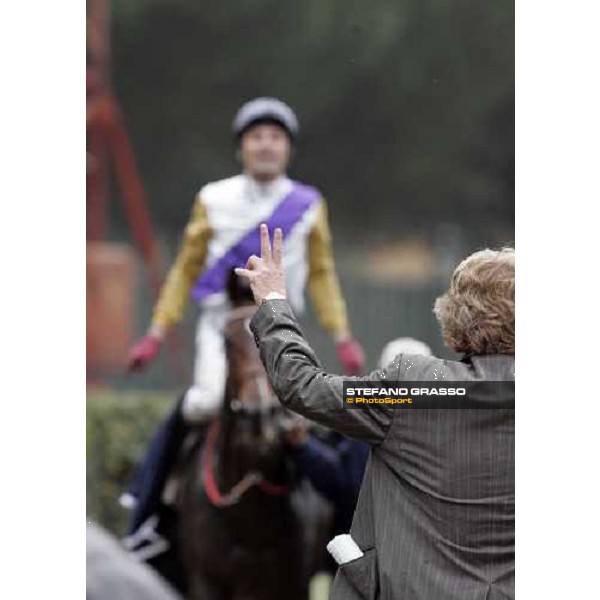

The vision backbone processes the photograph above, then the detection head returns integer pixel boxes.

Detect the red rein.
[202,419,290,508]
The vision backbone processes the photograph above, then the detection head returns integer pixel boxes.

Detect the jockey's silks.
[190,182,320,301]
[150,173,349,335]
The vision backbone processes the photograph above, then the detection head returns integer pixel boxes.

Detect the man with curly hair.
[237,227,515,600]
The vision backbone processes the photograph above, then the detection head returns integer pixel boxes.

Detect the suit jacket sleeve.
[249,299,396,445]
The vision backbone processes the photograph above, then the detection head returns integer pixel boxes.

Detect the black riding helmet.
[232,97,299,142]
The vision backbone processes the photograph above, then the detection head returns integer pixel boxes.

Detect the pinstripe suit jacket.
[250,300,515,600]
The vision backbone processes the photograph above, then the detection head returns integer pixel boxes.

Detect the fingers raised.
[273,228,283,265]
[260,223,272,260]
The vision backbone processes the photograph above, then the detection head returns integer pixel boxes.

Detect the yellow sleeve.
[307,199,349,336]
[151,194,212,331]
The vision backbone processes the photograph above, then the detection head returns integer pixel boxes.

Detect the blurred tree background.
[110,0,513,243]
[94,0,513,383]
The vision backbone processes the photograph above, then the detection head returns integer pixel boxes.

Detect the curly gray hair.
[433,247,515,355]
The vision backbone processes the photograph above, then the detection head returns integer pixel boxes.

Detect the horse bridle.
[202,305,290,508]
[201,418,290,508]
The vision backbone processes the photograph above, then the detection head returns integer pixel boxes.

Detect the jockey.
[121,100,365,563]
[127,97,365,421]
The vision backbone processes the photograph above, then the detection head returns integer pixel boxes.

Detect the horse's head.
[221,270,297,479]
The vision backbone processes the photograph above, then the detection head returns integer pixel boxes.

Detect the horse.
[175,271,310,600]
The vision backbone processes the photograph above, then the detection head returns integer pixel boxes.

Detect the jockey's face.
[239,123,291,181]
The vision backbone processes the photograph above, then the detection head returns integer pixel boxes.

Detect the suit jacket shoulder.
[384,352,515,382]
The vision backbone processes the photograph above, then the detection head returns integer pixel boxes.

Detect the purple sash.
[191,181,320,301]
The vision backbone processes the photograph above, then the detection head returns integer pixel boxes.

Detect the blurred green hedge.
[87,390,333,600]
[86,390,176,535]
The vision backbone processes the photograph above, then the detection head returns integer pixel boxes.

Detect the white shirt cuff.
[264,292,287,301]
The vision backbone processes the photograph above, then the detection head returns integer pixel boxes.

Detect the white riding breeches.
[181,303,230,422]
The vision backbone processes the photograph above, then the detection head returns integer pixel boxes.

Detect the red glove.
[336,337,365,375]
[127,335,162,372]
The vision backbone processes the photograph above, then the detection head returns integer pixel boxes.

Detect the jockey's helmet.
[232,97,299,141]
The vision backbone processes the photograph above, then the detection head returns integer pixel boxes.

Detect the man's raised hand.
[235,224,287,305]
